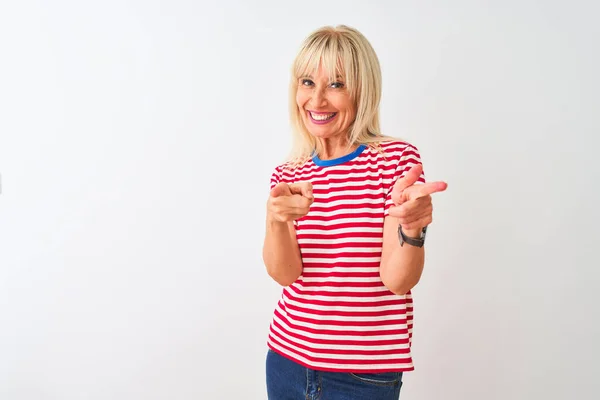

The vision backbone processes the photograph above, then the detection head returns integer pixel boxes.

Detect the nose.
[309,87,327,108]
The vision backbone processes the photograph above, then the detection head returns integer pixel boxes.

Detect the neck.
[317,136,357,160]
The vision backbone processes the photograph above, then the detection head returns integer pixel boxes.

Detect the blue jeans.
[266,349,403,400]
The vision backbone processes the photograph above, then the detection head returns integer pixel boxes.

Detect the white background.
[1,0,599,399]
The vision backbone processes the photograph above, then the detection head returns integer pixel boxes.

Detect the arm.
[380,219,425,295]
[262,173,313,286]
[378,145,447,295]
[262,218,303,286]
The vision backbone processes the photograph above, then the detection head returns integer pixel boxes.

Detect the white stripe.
[268,334,409,355]
[272,311,410,339]
[303,199,385,210]
[307,208,384,217]
[283,290,398,303]
[272,315,407,336]
[287,162,398,180]
[269,325,410,355]
[299,247,382,255]
[282,306,408,323]
[301,257,381,264]
[298,237,382,244]
[282,293,408,312]
[282,290,406,309]
[281,295,408,313]
[301,276,383,283]
[300,217,383,227]
[299,216,384,226]
[291,284,389,293]
[311,185,386,195]
[301,267,380,273]
[299,228,383,236]
[285,155,418,180]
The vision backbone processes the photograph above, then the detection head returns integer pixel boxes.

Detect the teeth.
[310,112,336,121]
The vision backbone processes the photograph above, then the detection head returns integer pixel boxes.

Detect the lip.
[307,110,338,125]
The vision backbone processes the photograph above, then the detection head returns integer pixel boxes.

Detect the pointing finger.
[270,182,291,198]
[289,182,313,200]
[405,181,448,200]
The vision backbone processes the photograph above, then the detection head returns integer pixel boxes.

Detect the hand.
[267,182,314,223]
[388,164,447,236]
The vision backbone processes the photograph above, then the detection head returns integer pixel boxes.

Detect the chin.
[307,129,337,139]
[303,122,338,139]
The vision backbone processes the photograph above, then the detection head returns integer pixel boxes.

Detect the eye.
[330,81,345,89]
[300,78,314,87]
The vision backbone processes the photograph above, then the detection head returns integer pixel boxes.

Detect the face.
[296,64,356,140]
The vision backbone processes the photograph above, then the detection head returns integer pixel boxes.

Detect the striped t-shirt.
[266,140,426,373]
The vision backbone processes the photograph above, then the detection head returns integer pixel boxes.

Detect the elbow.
[380,268,420,296]
[262,246,303,287]
[266,264,302,287]
[385,281,417,296]
[268,272,301,287]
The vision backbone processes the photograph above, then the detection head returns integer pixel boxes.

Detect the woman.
[263,25,447,400]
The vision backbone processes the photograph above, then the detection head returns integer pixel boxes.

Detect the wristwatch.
[398,225,427,248]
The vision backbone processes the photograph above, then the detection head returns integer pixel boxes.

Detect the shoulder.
[364,139,421,160]
[376,139,419,154]
[270,157,312,181]
[271,159,307,174]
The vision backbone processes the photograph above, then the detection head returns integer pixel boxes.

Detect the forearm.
[263,218,303,286]
[380,221,425,295]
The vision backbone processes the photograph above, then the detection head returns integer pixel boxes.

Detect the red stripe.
[303,213,385,222]
[305,193,386,203]
[301,271,381,278]
[269,335,412,365]
[283,301,407,317]
[299,241,382,249]
[299,251,381,259]
[269,328,410,348]
[299,222,383,231]
[280,158,421,182]
[271,322,411,347]
[272,313,409,338]
[287,285,394,298]
[280,153,419,176]
[300,262,381,268]
[268,334,410,356]
[281,164,396,180]
[297,232,384,240]
[281,312,407,328]
[298,280,385,288]
[311,183,386,193]
[282,290,404,308]
[308,203,383,213]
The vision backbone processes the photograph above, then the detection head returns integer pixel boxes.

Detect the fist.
[267,181,314,223]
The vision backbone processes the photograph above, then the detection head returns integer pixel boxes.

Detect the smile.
[308,111,338,124]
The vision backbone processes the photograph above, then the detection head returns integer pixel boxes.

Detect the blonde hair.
[286,25,397,165]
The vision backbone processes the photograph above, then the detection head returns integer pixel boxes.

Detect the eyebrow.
[300,74,344,80]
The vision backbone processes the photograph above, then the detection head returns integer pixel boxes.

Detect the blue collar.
[312,144,367,167]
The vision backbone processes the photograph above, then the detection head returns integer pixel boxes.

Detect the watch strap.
[398,225,427,248]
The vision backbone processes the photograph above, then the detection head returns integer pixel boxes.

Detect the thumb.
[289,182,313,200]
[270,182,291,198]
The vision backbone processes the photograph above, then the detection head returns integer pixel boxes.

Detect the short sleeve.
[269,167,281,191]
[384,144,426,217]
